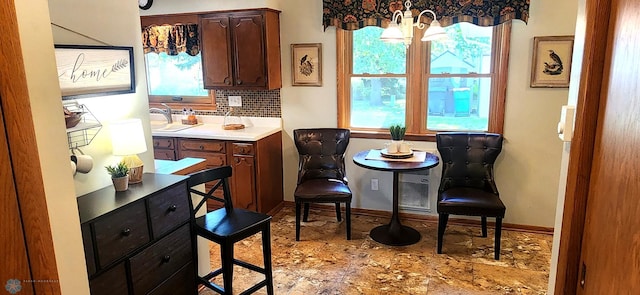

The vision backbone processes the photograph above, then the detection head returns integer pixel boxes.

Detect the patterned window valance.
[323,0,529,30]
[142,24,200,56]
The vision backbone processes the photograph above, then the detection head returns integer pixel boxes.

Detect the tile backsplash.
[175,89,281,118]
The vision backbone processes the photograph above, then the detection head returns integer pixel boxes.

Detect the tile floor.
[199,206,552,295]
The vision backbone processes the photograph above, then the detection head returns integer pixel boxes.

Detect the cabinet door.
[230,155,256,211]
[200,15,233,88]
[230,13,266,88]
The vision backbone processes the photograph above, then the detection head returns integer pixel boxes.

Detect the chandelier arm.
[390,9,404,24]
[414,9,438,30]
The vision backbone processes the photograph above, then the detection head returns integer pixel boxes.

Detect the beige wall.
[14,0,89,293]
[49,0,156,196]
[144,0,577,228]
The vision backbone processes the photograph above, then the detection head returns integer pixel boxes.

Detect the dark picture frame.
[55,44,135,100]
[291,43,322,87]
[530,36,574,88]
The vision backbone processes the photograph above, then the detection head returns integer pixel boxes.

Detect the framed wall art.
[530,36,574,88]
[55,44,135,99]
[291,43,322,87]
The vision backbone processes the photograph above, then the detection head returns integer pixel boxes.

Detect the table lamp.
[110,118,147,184]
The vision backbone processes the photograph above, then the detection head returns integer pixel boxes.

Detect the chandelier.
[380,0,447,48]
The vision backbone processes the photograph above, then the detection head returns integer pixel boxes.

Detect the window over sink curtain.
[142,24,200,56]
[323,0,529,30]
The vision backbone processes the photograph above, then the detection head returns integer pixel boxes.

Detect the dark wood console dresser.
[77,173,197,295]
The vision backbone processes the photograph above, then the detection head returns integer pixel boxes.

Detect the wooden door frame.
[554,0,612,293]
[0,0,61,293]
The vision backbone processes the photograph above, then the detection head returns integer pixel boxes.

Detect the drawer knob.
[121,228,131,236]
[162,255,171,263]
[199,145,204,150]
[168,204,177,212]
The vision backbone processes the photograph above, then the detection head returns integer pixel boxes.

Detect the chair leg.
[494,217,503,260]
[303,203,310,222]
[220,241,234,295]
[437,214,449,254]
[262,223,274,295]
[335,202,342,222]
[345,202,351,240]
[295,201,301,241]
[481,216,488,237]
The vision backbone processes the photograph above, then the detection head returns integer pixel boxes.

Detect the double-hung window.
[338,22,511,139]
[141,15,216,109]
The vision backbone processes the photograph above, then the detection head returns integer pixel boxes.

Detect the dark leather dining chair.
[187,166,273,294]
[435,132,506,260]
[293,128,352,241]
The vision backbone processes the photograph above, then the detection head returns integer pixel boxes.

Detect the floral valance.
[142,24,199,56]
[323,0,529,30]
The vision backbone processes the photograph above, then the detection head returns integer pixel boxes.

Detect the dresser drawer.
[93,201,150,268]
[81,223,96,276]
[148,182,190,238]
[89,262,128,295]
[231,142,255,156]
[153,137,175,150]
[129,224,193,295]
[179,139,225,153]
[148,262,196,295]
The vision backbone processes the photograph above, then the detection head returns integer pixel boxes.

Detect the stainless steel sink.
[150,122,198,132]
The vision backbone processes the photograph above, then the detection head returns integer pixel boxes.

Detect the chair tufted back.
[436,132,503,195]
[294,128,350,184]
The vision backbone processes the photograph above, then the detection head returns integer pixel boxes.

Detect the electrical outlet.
[371,178,379,191]
[228,96,242,107]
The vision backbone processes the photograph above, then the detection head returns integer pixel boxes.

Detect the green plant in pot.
[389,124,406,141]
[106,162,129,192]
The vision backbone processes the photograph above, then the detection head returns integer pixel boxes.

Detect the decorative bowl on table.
[380,148,414,159]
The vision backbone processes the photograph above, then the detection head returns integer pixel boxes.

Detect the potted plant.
[389,124,406,141]
[106,162,129,192]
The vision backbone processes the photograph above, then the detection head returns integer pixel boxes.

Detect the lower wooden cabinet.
[78,174,197,295]
[153,131,283,214]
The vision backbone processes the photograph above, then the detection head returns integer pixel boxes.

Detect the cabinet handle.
[225,78,231,85]
[121,228,131,236]
[199,145,204,150]
[237,79,243,85]
[162,255,171,263]
[168,204,177,212]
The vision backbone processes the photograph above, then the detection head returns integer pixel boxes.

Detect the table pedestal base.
[370,223,421,246]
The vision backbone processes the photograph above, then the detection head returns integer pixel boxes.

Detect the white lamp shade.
[110,118,148,156]
[421,20,448,41]
[380,23,404,43]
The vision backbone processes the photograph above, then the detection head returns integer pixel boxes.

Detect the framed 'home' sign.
[55,44,135,100]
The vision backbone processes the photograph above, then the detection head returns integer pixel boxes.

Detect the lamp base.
[128,165,144,184]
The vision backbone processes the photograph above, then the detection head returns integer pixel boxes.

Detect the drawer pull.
[199,145,204,150]
[162,255,171,263]
[121,228,131,236]
[168,204,177,212]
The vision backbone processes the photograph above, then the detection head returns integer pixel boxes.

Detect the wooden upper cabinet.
[200,9,282,90]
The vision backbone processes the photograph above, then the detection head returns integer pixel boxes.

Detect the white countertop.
[150,114,282,141]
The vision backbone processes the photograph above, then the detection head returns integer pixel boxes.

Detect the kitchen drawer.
[89,262,128,295]
[231,142,254,156]
[179,139,225,153]
[153,137,175,150]
[129,224,193,295]
[179,150,226,167]
[154,149,176,161]
[93,201,150,268]
[148,182,190,238]
[147,263,196,295]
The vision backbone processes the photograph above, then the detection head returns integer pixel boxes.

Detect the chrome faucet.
[149,103,173,124]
